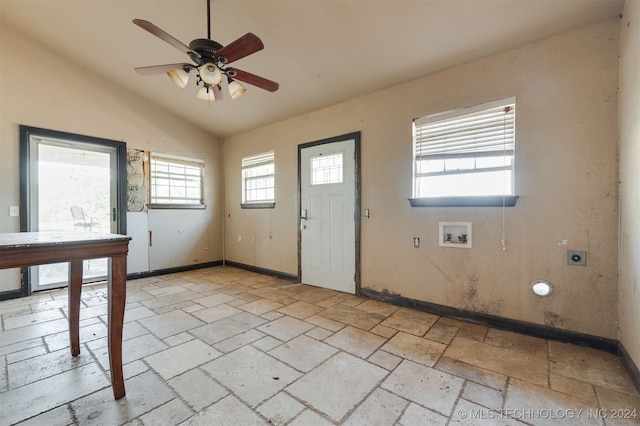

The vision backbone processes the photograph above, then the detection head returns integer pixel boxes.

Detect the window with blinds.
[242,151,275,208]
[412,97,516,199]
[150,153,204,207]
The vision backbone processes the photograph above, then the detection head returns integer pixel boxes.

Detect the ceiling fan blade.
[229,68,279,92]
[212,85,224,101]
[135,63,191,76]
[133,19,199,59]
[216,33,264,64]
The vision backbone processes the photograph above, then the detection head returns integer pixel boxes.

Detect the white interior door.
[300,138,356,293]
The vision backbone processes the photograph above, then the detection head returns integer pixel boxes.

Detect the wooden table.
[0,232,132,399]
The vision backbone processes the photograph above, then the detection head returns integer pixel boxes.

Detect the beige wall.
[225,19,620,339]
[618,0,640,370]
[0,22,224,292]
[0,11,628,343]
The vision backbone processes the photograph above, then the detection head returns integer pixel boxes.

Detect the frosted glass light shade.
[196,86,216,102]
[228,80,246,99]
[199,63,222,85]
[167,68,189,89]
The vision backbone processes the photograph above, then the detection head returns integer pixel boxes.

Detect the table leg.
[108,255,127,400]
[68,260,83,356]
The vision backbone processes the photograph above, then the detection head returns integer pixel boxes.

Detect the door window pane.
[34,141,112,287]
[311,153,343,185]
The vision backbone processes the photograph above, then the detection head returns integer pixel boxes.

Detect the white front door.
[300,136,357,294]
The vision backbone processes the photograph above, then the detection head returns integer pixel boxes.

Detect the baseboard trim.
[1,260,292,299]
[619,342,640,393]
[359,288,619,354]
[126,261,223,281]
[223,260,298,282]
[0,288,27,301]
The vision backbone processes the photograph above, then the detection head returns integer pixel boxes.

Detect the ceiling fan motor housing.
[189,39,224,64]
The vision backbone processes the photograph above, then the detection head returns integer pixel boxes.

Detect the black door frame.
[17,125,127,297]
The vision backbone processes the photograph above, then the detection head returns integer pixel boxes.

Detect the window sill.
[409,196,519,207]
[241,202,276,209]
[148,204,206,210]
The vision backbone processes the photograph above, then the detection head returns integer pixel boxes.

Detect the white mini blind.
[242,151,274,168]
[150,153,204,205]
[412,97,516,198]
[414,97,515,159]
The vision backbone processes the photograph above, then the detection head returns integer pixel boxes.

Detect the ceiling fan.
[133,0,278,102]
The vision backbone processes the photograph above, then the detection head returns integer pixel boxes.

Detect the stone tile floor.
[1,266,638,425]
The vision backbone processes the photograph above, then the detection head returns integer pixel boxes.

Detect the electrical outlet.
[9,206,19,217]
[413,237,420,248]
[567,250,587,266]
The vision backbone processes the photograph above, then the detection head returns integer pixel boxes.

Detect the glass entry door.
[28,137,117,291]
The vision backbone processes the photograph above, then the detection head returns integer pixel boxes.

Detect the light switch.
[9,206,19,217]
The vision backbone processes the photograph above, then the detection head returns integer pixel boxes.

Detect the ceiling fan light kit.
[196,85,217,102]
[167,68,189,89]
[228,78,246,100]
[199,63,223,86]
[133,0,278,103]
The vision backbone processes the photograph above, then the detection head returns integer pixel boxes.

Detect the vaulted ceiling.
[0,0,624,138]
